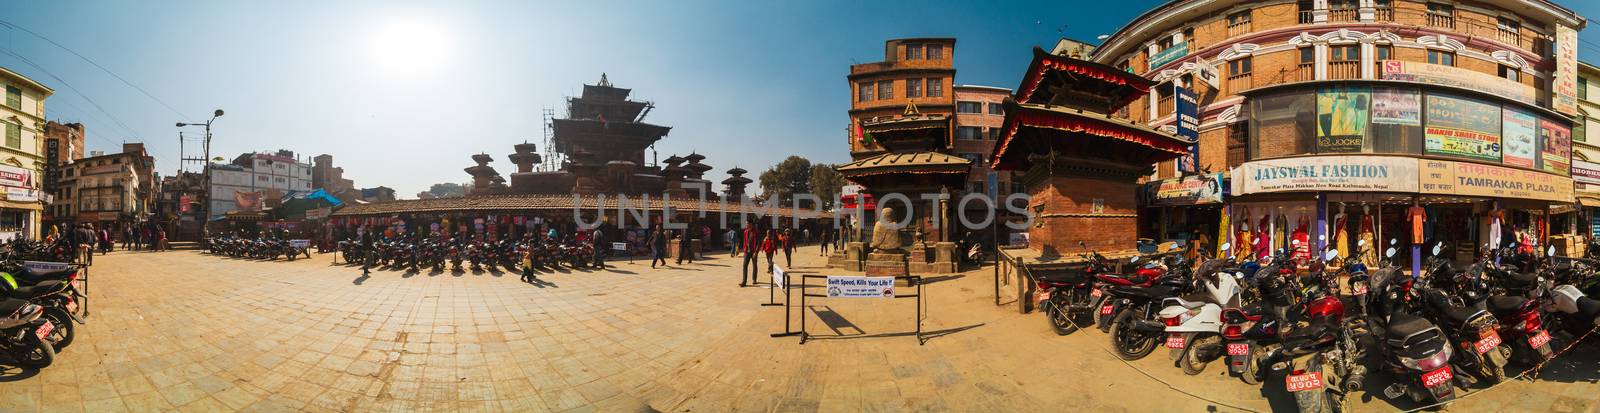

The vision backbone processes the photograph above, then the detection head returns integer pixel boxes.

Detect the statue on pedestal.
[870,207,904,254]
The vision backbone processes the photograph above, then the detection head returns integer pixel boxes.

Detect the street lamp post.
[178,109,224,239]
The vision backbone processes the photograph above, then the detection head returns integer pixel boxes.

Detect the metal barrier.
[780,274,925,345]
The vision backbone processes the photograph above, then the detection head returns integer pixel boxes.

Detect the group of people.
[736,224,801,287]
[41,222,168,265]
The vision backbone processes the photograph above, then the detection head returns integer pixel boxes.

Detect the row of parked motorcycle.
[0,252,86,370]
[1033,236,1600,412]
[203,235,311,261]
[337,236,598,273]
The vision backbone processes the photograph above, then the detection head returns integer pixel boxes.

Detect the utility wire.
[0,19,189,119]
[0,49,145,143]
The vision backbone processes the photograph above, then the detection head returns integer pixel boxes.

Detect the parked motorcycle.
[0,298,57,369]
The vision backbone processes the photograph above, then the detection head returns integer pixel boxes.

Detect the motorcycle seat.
[0,298,27,316]
[1385,312,1435,340]
[1578,297,1600,318]
[7,280,64,299]
[1170,292,1214,309]
[13,267,74,283]
[1487,296,1529,315]
[1107,285,1173,299]
[1509,271,1540,285]
[1036,272,1091,286]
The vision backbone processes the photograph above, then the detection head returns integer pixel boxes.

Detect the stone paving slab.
[0,248,1595,412]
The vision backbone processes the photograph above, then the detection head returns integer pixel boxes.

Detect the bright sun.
[368,18,452,79]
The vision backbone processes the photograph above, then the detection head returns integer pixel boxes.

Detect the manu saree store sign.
[1419,159,1573,202]
[1232,156,1418,195]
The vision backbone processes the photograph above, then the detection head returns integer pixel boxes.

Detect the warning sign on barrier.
[773,265,786,290]
[825,276,894,298]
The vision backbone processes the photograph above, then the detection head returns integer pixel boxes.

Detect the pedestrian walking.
[781,228,794,269]
[675,229,696,265]
[591,225,608,269]
[76,224,96,265]
[648,226,668,268]
[740,224,760,286]
[762,229,778,275]
[360,226,376,275]
[820,227,831,256]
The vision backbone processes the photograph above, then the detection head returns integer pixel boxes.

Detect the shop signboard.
[1553,25,1579,116]
[5,187,37,202]
[1371,87,1420,126]
[1382,60,1535,106]
[825,275,895,298]
[1418,159,1572,202]
[1539,119,1571,176]
[1424,94,1501,162]
[1143,173,1225,206]
[0,164,31,189]
[1572,160,1600,185]
[1175,86,1199,172]
[1148,41,1189,69]
[1232,156,1418,195]
[1316,86,1369,153]
[1501,107,1538,168]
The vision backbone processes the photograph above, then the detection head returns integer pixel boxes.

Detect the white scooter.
[1160,248,1245,375]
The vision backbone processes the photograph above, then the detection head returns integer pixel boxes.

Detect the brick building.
[847,38,956,158]
[952,85,1014,195]
[1092,0,1586,265]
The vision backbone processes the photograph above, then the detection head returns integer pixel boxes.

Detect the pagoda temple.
[991,48,1190,290]
[490,74,676,196]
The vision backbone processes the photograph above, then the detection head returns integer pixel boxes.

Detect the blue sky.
[3,0,1599,198]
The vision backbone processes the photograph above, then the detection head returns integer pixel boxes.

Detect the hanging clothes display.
[1332,206,1349,260]
[1218,208,1231,259]
[1292,216,1310,261]
[1256,214,1272,259]
[1236,223,1254,262]
[1274,210,1289,254]
[1359,213,1378,267]
[1488,208,1504,250]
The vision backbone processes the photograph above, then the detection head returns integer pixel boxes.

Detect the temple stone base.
[864,252,908,276]
[666,239,702,259]
[843,242,865,271]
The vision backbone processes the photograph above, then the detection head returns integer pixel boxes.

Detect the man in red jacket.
[740,224,761,287]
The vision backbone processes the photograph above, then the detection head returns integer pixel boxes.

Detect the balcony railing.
[1227,73,1253,94]
[1497,29,1523,49]
[1157,95,1175,118]
[1374,7,1393,21]
[1297,63,1316,82]
[1427,12,1454,29]
[1227,20,1252,38]
[1298,10,1316,24]
[1327,8,1358,22]
[1329,61,1360,80]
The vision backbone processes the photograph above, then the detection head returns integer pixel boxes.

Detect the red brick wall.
[1027,175,1140,255]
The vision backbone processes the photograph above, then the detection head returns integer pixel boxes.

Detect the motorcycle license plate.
[1285,372,1324,392]
[1421,367,1453,388]
[1529,330,1551,348]
[65,297,79,314]
[1351,282,1368,296]
[35,320,54,340]
[1165,334,1186,349]
[1100,304,1114,315]
[1227,343,1249,356]
[1474,332,1502,354]
[1090,288,1102,299]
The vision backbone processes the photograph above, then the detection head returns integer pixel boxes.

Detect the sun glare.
[367,18,451,79]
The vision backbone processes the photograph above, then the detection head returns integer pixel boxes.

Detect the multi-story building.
[208,150,313,217]
[41,121,84,220]
[847,38,956,159]
[0,67,52,240]
[952,85,1014,195]
[1572,61,1600,237]
[51,143,154,229]
[311,153,357,201]
[156,171,205,240]
[1094,0,1586,263]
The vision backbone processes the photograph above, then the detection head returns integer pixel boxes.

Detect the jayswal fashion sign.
[1232,156,1418,194]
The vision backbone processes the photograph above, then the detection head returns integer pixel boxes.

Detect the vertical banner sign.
[772,265,786,290]
[1553,25,1579,116]
[1539,119,1572,176]
[986,171,999,201]
[1316,86,1370,153]
[825,276,894,298]
[1424,94,1502,162]
[179,195,191,213]
[1501,107,1538,168]
[1175,86,1199,173]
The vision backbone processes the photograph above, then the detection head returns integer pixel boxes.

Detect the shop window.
[1249,91,1315,159]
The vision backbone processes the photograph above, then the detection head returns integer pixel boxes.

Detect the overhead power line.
[0,19,189,119]
[0,49,145,143]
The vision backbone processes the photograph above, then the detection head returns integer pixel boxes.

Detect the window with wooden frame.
[905,44,922,60]
[1427,50,1455,66]
[906,78,923,98]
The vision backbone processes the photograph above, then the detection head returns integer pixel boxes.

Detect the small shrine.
[835,102,971,275]
[991,48,1191,295]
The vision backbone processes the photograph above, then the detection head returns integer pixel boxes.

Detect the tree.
[426,182,469,198]
[758,156,812,206]
[808,164,847,210]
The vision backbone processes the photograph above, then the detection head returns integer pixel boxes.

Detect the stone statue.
[870,207,904,253]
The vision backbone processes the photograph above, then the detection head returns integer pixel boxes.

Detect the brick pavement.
[0,249,1595,412]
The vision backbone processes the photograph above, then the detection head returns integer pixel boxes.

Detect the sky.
[3,0,1600,199]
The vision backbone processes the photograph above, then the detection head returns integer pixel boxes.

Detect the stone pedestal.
[930,242,958,273]
[864,252,908,277]
[666,239,703,259]
[844,242,865,271]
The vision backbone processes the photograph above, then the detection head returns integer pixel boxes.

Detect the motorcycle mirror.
[1390,238,1399,246]
[1324,250,1339,262]
[1130,256,1140,263]
[1385,247,1397,258]
[1432,243,1443,256]
[1220,243,1231,252]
